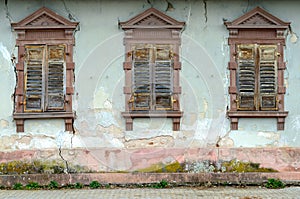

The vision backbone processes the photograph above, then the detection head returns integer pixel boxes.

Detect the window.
[119,8,185,131]
[11,7,78,132]
[236,44,277,111]
[131,44,173,111]
[225,7,290,130]
[24,45,66,112]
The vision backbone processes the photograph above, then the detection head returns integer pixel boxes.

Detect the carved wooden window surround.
[225,7,290,130]
[119,8,185,131]
[11,7,78,132]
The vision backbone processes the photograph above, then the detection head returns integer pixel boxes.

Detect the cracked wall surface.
[0,0,299,172]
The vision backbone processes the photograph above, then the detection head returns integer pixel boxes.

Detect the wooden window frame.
[225,7,290,130]
[119,8,185,131]
[11,7,78,132]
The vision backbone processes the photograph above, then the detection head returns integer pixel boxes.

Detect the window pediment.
[11,7,78,30]
[134,14,172,26]
[119,8,185,30]
[225,7,290,29]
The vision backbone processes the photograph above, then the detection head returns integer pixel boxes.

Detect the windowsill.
[227,110,288,130]
[122,110,183,131]
[227,110,288,118]
[13,112,75,132]
[13,112,75,119]
[122,110,183,118]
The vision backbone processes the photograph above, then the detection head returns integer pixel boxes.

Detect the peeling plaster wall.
[0,0,300,172]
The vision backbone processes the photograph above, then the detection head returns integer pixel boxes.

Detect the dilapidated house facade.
[0,0,299,173]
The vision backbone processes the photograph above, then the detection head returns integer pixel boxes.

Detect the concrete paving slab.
[0,187,299,199]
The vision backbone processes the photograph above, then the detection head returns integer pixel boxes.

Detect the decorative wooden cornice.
[225,7,290,29]
[11,7,78,30]
[119,8,185,30]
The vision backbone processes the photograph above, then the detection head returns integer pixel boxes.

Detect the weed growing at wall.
[25,182,40,190]
[151,180,169,188]
[89,180,101,189]
[48,181,59,189]
[13,183,23,190]
[75,182,84,189]
[265,178,285,189]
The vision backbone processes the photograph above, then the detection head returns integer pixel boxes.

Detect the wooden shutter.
[237,45,256,110]
[24,46,44,112]
[154,45,173,110]
[259,45,277,110]
[46,45,65,111]
[132,47,151,110]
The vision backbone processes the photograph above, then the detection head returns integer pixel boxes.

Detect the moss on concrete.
[0,160,89,174]
[137,161,185,173]
[137,159,277,173]
[222,159,277,173]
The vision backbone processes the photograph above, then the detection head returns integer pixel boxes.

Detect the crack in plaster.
[70,133,75,148]
[243,0,250,14]
[57,131,71,173]
[61,0,76,21]
[4,0,14,24]
[58,145,70,174]
[183,0,192,28]
[9,45,18,118]
[289,25,298,43]
[146,0,153,7]
[61,0,80,32]
[203,0,207,23]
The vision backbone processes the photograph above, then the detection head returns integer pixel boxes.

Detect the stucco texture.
[0,0,299,172]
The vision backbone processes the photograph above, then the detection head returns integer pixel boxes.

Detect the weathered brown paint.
[11,7,78,132]
[225,7,289,130]
[120,8,184,131]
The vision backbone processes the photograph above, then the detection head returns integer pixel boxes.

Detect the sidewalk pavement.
[0,186,299,199]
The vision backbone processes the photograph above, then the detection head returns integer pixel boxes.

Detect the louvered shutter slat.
[155,61,172,93]
[133,62,150,93]
[133,48,151,110]
[237,45,255,110]
[46,46,65,110]
[154,47,173,110]
[24,47,44,111]
[259,46,277,110]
